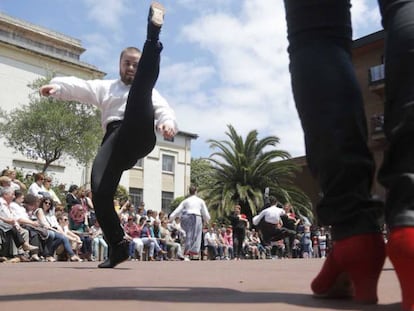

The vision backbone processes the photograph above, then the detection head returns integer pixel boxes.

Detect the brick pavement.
[0,258,402,311]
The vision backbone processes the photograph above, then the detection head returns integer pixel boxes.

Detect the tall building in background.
[0,12,197,212]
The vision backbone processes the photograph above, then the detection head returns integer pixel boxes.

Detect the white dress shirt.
[49,76,177,133]
[169,195,211,223]
[253,205,286,226]
[27,182,46,198]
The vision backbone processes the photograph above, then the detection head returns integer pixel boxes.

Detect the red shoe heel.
[387,227,414,311]
[311,233,385,304]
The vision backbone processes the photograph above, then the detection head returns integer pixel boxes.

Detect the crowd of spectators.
[0,168,332,263]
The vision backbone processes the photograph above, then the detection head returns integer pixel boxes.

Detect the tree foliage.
[190,158,214,188]
[0,76,102,172]
[202,124,313,223]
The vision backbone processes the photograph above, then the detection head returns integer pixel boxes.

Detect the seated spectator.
[10,190,46,261]
[248,229,266,259]
[140,217,166,261]
[160,219,186,260]
[123,216,144,260]
[168,216,186,245]
[0,218,38,262]
[244,229,259,259]
[136,203,146,224]
[56,213,83,253]
[40,197,82,260]
[90,221,108,261]
[146,209,156,225]
[43,176,61,205]
[25,194,81,262]
[152,219,168,260]
[69,204,93,261]
[27,172,46,199]
[0,187,38,261]
[0,175,12,188]
[65,185,80,212]
[118,200,136,226]
[1,169,26,192]
[204,226,223,260]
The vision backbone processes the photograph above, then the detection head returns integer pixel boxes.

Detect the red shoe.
[311,233,385,304]
[387,227,414,311]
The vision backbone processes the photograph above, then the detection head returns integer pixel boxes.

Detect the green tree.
[203,124,313,222]
[115,185,129,202]
[169,196,185,214]
[190,158,214,188]
[0,76,102,172]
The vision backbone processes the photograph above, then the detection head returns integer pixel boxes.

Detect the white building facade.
[0,12,197,212]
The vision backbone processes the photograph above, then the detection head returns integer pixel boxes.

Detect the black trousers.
[284,0,414,240]
[233,229,245,259]
[257,220,295,246]
[91,40,161,246]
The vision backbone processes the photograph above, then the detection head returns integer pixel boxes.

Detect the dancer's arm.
[39,76,104,107]
[152,89,177,138]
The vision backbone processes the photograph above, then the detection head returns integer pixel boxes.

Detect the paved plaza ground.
[0,258,402,311]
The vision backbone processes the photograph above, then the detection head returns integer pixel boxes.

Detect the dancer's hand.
[158,123,177,139]
[39,84,58,96]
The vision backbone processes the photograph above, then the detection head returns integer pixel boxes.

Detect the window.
[134,158,143,168]
[129,188,143,208]
[162,155,174,172]
[161,191,174,212]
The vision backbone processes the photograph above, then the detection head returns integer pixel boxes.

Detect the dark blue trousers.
[284,0,414,239]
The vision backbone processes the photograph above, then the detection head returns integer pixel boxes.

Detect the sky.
[0,0,383,159]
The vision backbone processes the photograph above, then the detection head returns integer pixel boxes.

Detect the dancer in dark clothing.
[229,205,248,260]
[283,0,414,308]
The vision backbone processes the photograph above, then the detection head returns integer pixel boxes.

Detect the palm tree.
[202,124,313,222]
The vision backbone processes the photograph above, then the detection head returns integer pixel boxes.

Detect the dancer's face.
[119,50,141,85]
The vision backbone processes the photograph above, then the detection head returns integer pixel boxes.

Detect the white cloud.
[161,62,215,94]
[170,1,304,157]
[351,1,382,38]
[83,0,131,30]
[78,0,381,159]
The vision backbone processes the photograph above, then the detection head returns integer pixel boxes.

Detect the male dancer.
[40,2,176,268]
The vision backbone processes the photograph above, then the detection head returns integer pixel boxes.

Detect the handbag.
[23,224,49,240]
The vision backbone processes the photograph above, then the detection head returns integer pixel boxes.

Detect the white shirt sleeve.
[253,210,265,226]
[169,201,184,220]
[152,89,177,130]
[49,76,103,108]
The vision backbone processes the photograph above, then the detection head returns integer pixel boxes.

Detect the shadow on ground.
[0,286,400,310]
